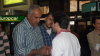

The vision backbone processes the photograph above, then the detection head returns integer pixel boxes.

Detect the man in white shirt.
[51,13,81,56]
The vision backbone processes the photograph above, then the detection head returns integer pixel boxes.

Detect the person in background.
[51,13,80,56]
[87,17,100,56]
[12,5,51,56]
[39,13,56,46]
[0,23,11,56]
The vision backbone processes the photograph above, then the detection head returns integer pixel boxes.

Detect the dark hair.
[92,17,100,24]
[53,12,69,29]
[45,13,52,17]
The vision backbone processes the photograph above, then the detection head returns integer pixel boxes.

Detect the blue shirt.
[39,25,55,46]
[12,18,44,56]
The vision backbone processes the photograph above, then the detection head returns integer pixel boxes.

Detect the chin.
[47,26,51,28]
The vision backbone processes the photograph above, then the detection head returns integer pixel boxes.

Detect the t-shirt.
[0,31,11,56]
[52,32,80,56]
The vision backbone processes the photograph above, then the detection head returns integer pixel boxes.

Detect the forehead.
[96,19,100,22]
[32,8,41,13]
[47,15,53,19]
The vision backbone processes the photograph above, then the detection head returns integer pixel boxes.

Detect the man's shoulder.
[52,32,73,45]
[15,22,24,28]
[87,31,94,36]
[59,32,76,38]
[53,32,68,41]
[14,18,28,28]
[87,31,95,39]
[52,35,63,44]
[13,21,26,31]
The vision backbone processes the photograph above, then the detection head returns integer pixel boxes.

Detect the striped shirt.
[12,18,44,56]
[0,31,11,56]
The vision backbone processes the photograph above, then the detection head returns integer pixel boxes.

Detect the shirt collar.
[57,29,70,35]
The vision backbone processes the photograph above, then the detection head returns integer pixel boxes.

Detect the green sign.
[82,2,96,12]
[0,16,25,22]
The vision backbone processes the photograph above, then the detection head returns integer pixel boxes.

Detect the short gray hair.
[28,5,41,14]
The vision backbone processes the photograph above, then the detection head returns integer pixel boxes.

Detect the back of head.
[53,12,69,29]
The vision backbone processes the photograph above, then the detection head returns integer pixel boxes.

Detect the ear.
[55,23,60,27]
[55,23,59,25]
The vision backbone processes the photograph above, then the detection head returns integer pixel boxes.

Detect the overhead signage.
[0,16,25,22]
[82,2,96,12]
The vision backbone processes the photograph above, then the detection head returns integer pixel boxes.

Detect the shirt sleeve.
[52,37,65,56]
[12,25,26,56]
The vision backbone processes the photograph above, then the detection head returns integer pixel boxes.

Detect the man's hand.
[28,46,51,56]
[38,46,51,56]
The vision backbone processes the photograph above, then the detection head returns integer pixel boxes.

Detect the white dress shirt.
[52,32,80,56]
[46,28,52,35]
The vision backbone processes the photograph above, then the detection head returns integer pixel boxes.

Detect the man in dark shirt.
[39,13,55,46]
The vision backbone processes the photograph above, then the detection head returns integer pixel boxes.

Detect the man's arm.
[28,46,51,56]
[87,34,95,51]
[12,25,26,56]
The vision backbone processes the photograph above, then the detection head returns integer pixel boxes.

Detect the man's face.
[28,9,41,26]
[52,22,59,32]
[93,19,100,31]
[45,15,54,28]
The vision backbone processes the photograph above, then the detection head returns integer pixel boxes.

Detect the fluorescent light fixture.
[70,21,75,25]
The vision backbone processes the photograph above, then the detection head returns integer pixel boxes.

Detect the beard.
[45,24,52,29]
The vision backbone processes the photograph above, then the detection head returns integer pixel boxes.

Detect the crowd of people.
[0,5,100,56]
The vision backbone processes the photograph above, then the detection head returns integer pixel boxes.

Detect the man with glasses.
[87,17,100,56]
